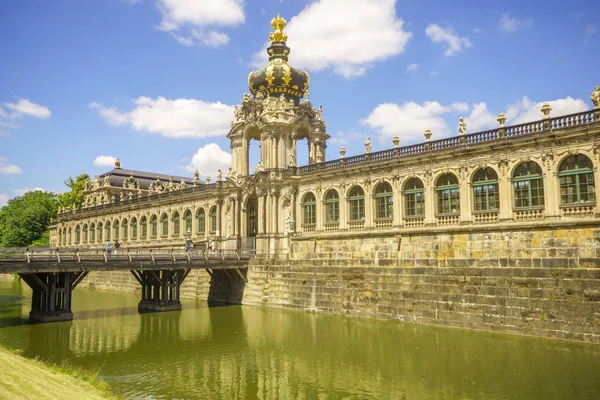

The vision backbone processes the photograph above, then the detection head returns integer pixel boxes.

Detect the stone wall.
[243,223,600,343]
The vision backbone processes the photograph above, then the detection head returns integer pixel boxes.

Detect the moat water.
[0,279,599,399]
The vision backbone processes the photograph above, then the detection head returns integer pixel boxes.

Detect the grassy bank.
[0,345,116,399]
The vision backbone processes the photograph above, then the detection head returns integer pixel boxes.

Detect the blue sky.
[1,0,598,207]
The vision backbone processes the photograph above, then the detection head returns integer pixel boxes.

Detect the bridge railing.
[0,247,255,265]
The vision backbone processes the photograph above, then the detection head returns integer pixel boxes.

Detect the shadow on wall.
[207,269,247,306]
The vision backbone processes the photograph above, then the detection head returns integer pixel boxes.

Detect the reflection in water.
[0,280,599,399]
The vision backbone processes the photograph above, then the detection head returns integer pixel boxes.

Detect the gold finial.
[269,14,288,43]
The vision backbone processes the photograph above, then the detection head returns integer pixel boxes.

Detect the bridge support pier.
[18,271,89,322]
[131,269,190,313]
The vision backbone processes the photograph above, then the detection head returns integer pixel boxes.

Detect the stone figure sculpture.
[364,137,372,154]
[459,117,467,135]
[592,86,600,108]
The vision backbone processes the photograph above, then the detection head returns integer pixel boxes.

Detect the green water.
[0,278,599,399]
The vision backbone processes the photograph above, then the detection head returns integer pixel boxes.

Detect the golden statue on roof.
[269,14,288,43]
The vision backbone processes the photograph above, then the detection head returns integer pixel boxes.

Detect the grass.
[0,344,117,399]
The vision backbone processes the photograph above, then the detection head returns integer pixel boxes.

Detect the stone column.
[394,181,402,227]
[364,186,373,229]
[340,189,348,231]
[460,182,472,224]
[498,161,511,221]
[543,155,560,219]
[424,180,436,225]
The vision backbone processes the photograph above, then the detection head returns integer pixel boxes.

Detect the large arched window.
[209,206,218,234]
[172,211,180,237]
[150,215,157,238]
[68,227,72,245]
[559,154,595,205]
[58,228,62,246]
[160,213,168,237]
[131,217,138,240]
[404,178,425,217]
[513,162,544,208]
[375,182,393,219]
[184,210,192,237]
[90,223,95,243]
[122,219,128,241]
[437,173,460,214]
[105,221,111,241]
[83,224,88,244]
[141,216,149,239]
[472,168,499,211]
[324,189,340,223]
[113,220,120,241]
[75,225,81,244]
[348,186,365,221]
[302,192,317,226]
[97,222,103,242]
[196,208,206,235]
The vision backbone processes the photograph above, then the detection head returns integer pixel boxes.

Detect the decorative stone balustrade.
[301,224,316,233]
[474,211,500,224]
[348,221,365,231]
[561,204,596,218]
[404,218,424,228]
[437,215,460,226]
[514,209,544,221]
[375,219,393,229]
[324,223,339,232]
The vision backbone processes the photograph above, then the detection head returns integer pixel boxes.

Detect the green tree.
[0,191,58,247]
[57,173,90,209]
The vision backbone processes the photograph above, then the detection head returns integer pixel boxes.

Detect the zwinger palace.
[50,16,600,342]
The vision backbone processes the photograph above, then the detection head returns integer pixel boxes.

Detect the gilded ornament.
[269,14,288,43]
[282,63,291,86]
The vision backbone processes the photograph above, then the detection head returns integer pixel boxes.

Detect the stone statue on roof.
[103,175,111,187]
[592,86,600,109]
[364,137,372,154]
[459,117,467,135]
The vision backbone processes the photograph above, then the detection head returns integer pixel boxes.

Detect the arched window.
[141,216,149,239]
[75,225,81,244]
[105,221,111,241]
[302,193,317,225]
[196,208,206,235]
[172,211,180,236]
[58,228,62,246]
[375,182,393,219]
[83,224,88,244]
[248,206,257,237]
[209,206,217,234]
[97,222,103,242]
[472,168,499,211]
[68,227,72,245]
[122,219,128,241]
[324,189,340,223]
[513,162,544,208]
[184,210,192,237]
[113,220,120,241]
[131,217,138,240]
[90,223,95,243]
[559,154,595,205]
[348,186,365,221]
[404,178,425,217]
[150,215,157,238]
[160,213,168,237]
[437,173,460,214]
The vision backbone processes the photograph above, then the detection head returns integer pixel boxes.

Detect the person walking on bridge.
[104,240,112,255]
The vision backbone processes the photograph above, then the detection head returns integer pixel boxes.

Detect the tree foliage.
[0,191,58,247]
[58,174,90,209]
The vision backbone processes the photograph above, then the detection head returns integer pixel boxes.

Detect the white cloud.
[185,143,232,177]
[361,101,468,142]
[586,23,597,38]
[0,194,9,208]
[4,99,51,119]
[156,0,244,47]
[499,13,533,32]
[94,155,117,167]
[406,63,418,72]
[425,24,472,56]
[0,157,23,174]
[251,0,412,78]
[362,95,588,143]
[329,130,365,145]
[90,97,234,138]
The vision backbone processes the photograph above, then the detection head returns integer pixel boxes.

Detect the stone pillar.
[339,190,348,231]
[498,161,511,221]
[424,182,436,225]
[460,182,472,224]
[364,186,373,229]
[394,182,402,227]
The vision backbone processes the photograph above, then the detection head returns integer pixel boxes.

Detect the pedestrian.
[185,239,191,253]
[104,240,112,255]
[114,240,120,255]
[213,241,219,256]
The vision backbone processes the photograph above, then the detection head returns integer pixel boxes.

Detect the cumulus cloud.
[499,13,533,32]
[425,24,472,56]
[329,130,366,145]
[362,96,589,143]
[94,155,117,167]
[156,0,244,47]
[90,97,234,138]
[0,194,9,208]
[0,156,23,174]
[251,0,412,78]
[4,99,51,119]
[185,143,232,177]
[406,63,418,72]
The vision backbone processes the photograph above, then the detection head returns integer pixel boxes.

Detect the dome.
[248,15,309,105]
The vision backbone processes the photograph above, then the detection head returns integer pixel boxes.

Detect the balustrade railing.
[560,204,595,218]
[375,219,393,229]
[404,217,424,228]
[473,211,499,224]
[324,223,339,232]
[437,215,459,226]
[514,208,544,221]
[348,221,365,231]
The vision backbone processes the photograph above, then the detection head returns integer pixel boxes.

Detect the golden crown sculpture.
[269,14,288,43]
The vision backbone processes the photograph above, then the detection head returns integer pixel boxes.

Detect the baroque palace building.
[51,16,600,255]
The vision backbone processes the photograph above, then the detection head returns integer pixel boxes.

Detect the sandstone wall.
[243,224,600,343]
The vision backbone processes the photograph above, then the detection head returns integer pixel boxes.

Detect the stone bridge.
[0,247,254,322]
